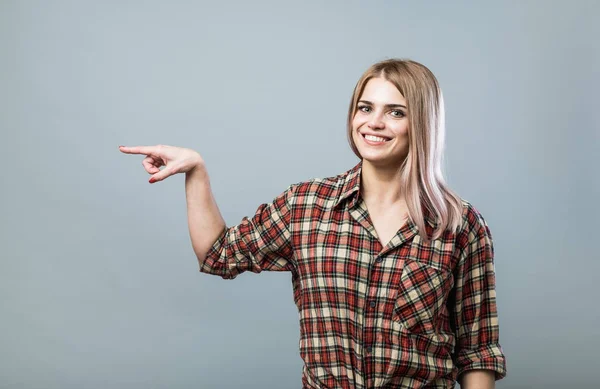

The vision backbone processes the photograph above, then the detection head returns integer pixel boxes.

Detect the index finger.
[119,145,158,155]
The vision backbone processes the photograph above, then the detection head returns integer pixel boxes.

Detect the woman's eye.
[358,105,371,113]
[390,110,405,118]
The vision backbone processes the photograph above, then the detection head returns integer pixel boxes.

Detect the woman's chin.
[361,155,391,167]
[360,152,407,169]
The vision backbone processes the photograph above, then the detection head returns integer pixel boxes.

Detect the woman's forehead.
[359,77,406,105]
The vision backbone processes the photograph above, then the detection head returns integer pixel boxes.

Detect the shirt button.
[376,257,383,263]
[369,301,376,308]
[366,346,373,354]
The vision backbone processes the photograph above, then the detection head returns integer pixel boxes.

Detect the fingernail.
[149,177,156,183]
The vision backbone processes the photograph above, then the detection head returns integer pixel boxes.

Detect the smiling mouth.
[362,133,391,143]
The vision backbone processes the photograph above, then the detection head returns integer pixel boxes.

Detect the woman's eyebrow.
[358,100,407,109]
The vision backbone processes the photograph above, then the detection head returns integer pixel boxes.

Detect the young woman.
[119,59,507,389]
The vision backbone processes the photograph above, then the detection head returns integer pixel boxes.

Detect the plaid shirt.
[200,162,507,388]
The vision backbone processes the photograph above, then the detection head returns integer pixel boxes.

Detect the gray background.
[1,1,598,388]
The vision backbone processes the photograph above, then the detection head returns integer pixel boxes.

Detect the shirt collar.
[332,161,362,210]
[332,161,438,229]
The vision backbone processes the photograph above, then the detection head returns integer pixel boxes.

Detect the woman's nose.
[368,114,385,129]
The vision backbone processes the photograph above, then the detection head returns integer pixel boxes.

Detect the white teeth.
[364,134,388,142]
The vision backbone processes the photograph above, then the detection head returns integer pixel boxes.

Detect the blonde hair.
[347,58,463,241]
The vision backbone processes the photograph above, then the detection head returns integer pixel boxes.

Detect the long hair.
[347,59,463,241]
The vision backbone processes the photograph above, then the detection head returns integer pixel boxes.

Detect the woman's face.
[351,77,410,168]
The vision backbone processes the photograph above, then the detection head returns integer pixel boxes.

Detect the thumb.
[149,166,177,183]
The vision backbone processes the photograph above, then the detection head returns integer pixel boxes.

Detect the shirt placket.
[347,198,386,388]
[349,198,418,388]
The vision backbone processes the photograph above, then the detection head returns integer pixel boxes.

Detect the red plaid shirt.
[200,162,507,388]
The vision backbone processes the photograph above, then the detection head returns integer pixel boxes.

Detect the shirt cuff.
[455,343,507,380]
[198,227,238,279]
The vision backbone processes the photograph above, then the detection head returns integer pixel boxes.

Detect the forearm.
[459,369,495,389]
[184,165,226,265]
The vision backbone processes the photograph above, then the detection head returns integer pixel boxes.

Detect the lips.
[361,133,392,143]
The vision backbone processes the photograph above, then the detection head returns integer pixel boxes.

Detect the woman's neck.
[360,160,405,206]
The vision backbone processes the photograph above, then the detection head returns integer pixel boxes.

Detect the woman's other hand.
[119,144,204,183]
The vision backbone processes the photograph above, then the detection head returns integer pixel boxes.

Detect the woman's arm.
[460,369,495,389]
[452,203,507,382]
[184,166,226,264]
[119,144,226,265]
[120,144,297,279]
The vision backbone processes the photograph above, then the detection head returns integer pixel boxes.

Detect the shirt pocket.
[392,257,453,334]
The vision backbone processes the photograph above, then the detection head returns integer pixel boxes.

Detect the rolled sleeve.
[453,208,507,380]
[199,184,296,280]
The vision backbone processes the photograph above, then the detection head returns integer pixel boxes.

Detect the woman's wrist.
[186,157,208,178]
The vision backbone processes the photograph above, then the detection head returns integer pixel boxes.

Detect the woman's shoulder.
[455,197,494,241]
[292,173,344,191]
[285,165,359,207]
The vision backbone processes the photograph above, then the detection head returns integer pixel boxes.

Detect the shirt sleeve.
[452,208,507,380]
[198,183,297,280]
